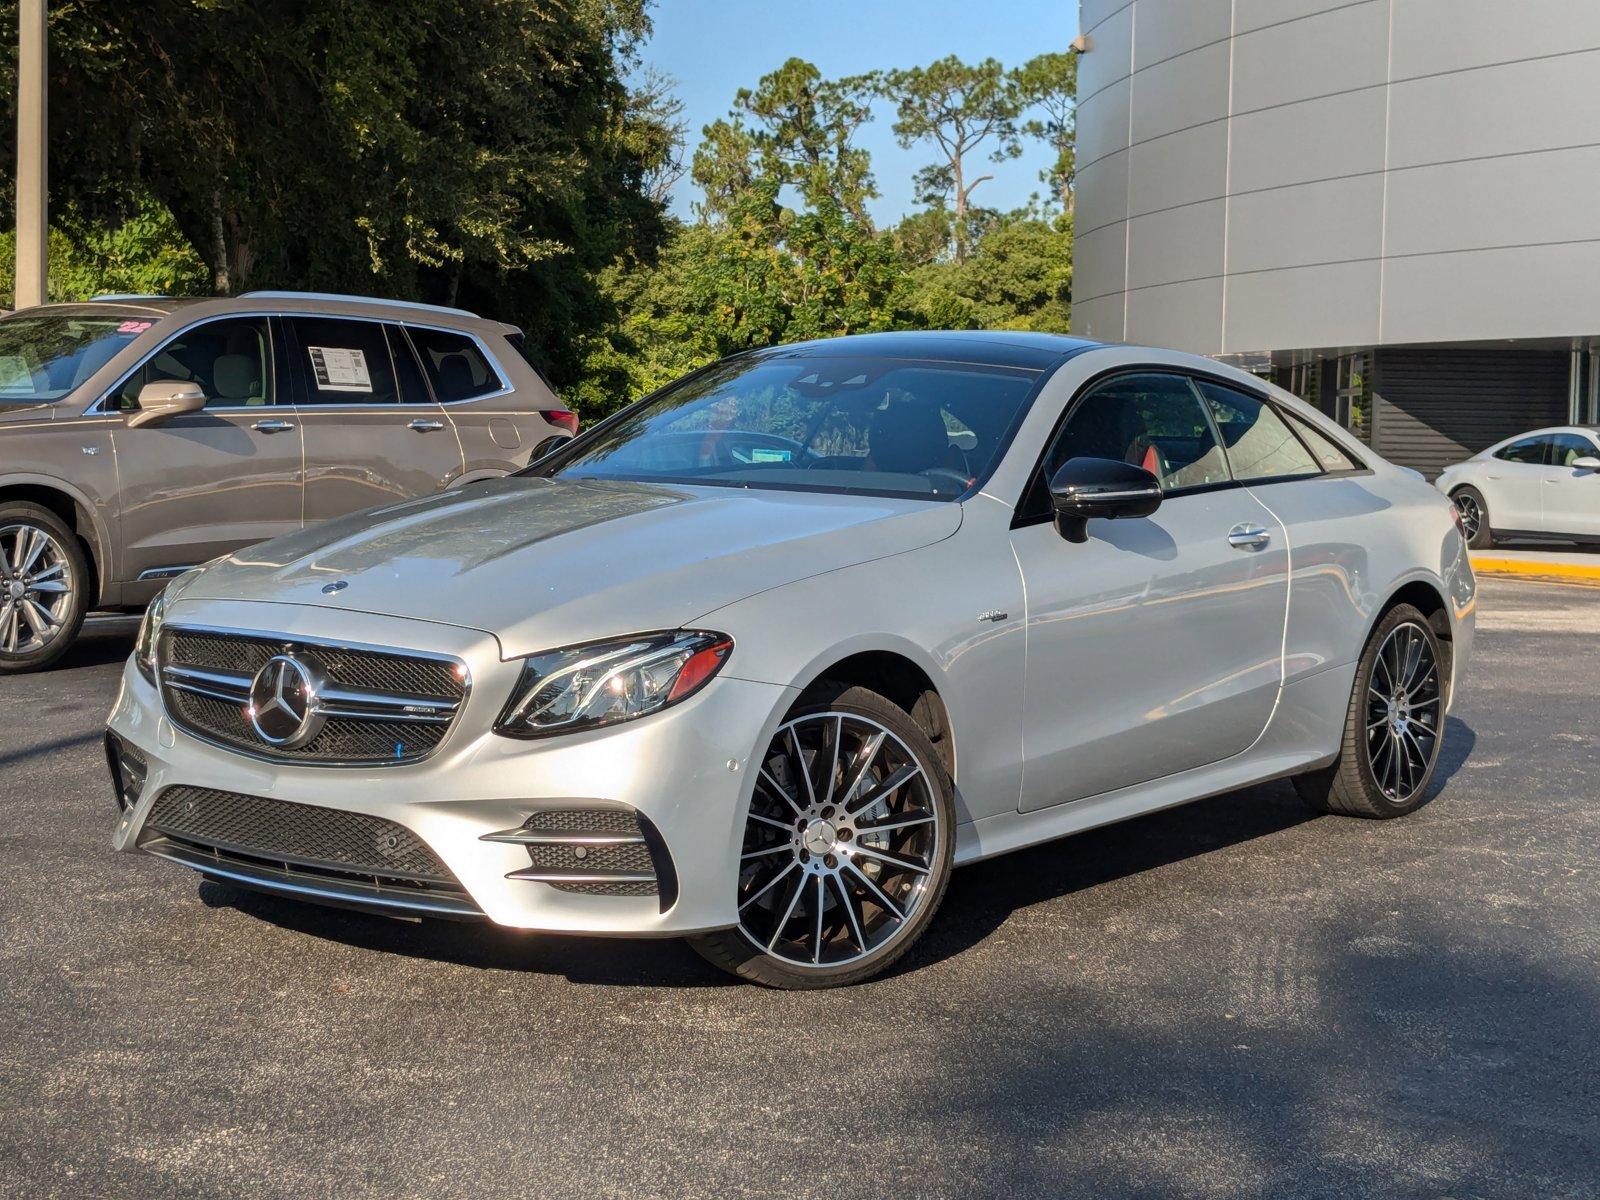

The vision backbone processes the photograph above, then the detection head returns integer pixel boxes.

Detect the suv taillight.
[542,410,578,436]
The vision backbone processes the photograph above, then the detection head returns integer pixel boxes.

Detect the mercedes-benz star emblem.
[247,654,326,748]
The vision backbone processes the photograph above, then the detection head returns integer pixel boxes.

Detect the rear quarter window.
[406,327,504,403]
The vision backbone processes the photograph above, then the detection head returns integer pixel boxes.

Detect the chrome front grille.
[158,626,467,766]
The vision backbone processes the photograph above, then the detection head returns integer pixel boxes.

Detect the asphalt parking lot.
[2,577,1597,1199]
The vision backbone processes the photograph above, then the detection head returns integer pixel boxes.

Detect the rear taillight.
[542,409,579,436]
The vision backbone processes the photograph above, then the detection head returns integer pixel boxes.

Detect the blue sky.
[637,0,1078,225]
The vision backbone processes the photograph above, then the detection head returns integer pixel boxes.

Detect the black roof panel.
[751,330,1102,371]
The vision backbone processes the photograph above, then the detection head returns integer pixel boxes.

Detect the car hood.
[179,475,962,658]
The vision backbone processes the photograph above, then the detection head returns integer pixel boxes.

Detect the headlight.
[133,589,168,684]
[494,630,733,739]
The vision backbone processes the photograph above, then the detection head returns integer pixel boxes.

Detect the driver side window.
[1045,373,1229,492]
[115,317,273,411]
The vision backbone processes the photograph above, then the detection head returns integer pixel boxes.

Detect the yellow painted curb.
[1470,555,1600,584]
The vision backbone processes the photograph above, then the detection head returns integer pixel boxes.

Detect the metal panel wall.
[1073,0,1600,356]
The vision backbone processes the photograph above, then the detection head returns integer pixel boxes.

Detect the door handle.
[408,419,445,432]
[1227,523,1271,550]
[252,419,296,434]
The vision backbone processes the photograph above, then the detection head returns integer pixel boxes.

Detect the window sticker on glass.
[116,320,154,334]
[307,345,373,392]
[750,448,792,463]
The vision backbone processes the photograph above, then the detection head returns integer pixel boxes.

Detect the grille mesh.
[145,786,457,884]
[516,810,661,897]
[521,809,644,836]
[524,841,654,875]
[165,631,461,698]
[159,628,464,765]
[166,689,449,763]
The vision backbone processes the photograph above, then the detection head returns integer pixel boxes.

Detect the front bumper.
[108,600,794,935]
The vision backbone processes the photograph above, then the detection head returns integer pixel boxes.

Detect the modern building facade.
[1071,0,1600,476]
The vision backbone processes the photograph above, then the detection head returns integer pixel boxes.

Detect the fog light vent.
[105,733,148,813]
[480,807,678,910]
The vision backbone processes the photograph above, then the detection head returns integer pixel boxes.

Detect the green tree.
[900,206,1071,333]
[692,58,877,224]
[0,195,209,308]
[1014,51,1078,215]
[879,57,1022,263]
[0,0,673,391]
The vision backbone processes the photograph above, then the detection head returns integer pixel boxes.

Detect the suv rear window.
[407,327,502,403]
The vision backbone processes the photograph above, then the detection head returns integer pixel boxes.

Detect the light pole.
[14,0,47,309]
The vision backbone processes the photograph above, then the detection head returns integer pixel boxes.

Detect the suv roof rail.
[239,290,479,319]
[90,293,169,302]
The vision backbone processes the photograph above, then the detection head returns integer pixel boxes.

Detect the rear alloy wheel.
[1295,603,1446,818]
[1451,486,1494,549]
[690,685,954,988]
[0,502,89,674]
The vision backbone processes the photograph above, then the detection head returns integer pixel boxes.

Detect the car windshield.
[548,355,1041,500]
[0,313,150,403]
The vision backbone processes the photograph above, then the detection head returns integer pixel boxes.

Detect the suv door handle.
[408,419,445,432]
[252,419,296,434]
[1227,523,1271,550]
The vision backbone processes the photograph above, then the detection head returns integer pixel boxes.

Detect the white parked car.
[107,333,1476,988]
[1435,427,1600,549]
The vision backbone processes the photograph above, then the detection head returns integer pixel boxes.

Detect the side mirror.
[1571,455,1600,472]
[527,434,571,465]
[1049,456,1163,543]
[127,379,207,428]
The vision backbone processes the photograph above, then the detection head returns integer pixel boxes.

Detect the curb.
[1470,555,1600,585]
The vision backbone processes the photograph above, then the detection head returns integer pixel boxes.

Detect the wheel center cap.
[802,818,837,856]
[5,580,23,600]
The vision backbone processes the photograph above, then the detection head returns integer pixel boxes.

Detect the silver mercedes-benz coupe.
[107,332,1476,988]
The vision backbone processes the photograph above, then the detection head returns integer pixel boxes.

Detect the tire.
[1451,485,1494,549]
[1294,603,1446,819]
[689,683,956,989]
[0,501,90,674]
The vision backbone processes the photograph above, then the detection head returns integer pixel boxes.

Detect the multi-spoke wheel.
[1364,620,1442,802]
[0,502,89,674]
[1451,486,1494,549]
[690,684,954,988]
[1295,603,1448,818]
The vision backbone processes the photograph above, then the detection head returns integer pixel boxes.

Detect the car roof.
[12,292,517,336]
[1494,426,1600,441]
[748,330,1103,371]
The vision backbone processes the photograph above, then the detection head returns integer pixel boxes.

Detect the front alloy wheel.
[0,503,87,673]
[691,685,954,988]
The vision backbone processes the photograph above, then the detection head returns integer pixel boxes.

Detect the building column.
[1588,349,1599,424]
[14,0,47,310]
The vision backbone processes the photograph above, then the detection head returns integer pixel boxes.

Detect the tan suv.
[0,291,577,671]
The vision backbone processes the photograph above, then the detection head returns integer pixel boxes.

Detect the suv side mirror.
[1571,455,1600,472]
[127,379,207,428]
[1049,457,1163,543]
